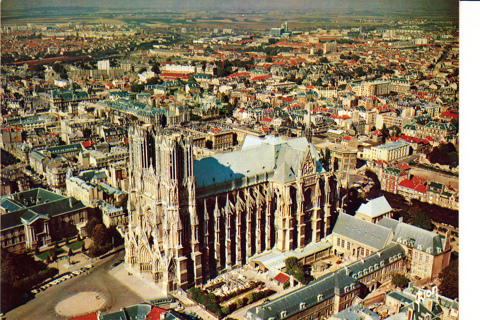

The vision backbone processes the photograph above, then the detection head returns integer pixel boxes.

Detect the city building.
[333,211,451,280]
[381,167,409,194]
[355,196,394,223]
[362,142,411,162]
[323,41,337,54]
[377,217,451,280]
[124,125,340,291]
[1,188,88,252]
[97,59,110,70]
[332,213,394,259]
[245,243,406,320]
[327,304,380,320]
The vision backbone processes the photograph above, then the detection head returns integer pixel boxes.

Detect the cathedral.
[124,124,340,291]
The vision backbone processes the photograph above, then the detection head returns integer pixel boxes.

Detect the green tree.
[151,63,160,74]
[391,273,409,288]
[235,298,244,309]
[221,306,230,316]
[365,170,381,190]
[285,257,308,285]
[146,77,159,85]
[408,207,433,231]
[313,78,323,86]
[85,217,100,238]
[131,82,145,93]
[93,224,108,247]
[439,260,458,299]
[1,250,20,285]
[285,257,301,274]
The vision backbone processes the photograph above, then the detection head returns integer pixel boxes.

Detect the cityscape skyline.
[1,0,465,319]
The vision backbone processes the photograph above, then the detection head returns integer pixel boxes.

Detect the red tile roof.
[82,141,94,148]
[251,75,272,81]
[226,72,250,79]
[411,176,427,185]
[146,307,168,320]
[414,184,427,193]
[395,163,411,171]
[67,314,98,320]
[399,179,416,189]
[273,272,290,284]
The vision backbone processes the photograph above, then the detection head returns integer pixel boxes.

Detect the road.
[5,251,145,320]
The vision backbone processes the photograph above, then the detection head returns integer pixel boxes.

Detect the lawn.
[36,247,66,261]
[67,240,84,251]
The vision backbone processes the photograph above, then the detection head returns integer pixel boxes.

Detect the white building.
[363,141,411,162]
[97,59,110,70]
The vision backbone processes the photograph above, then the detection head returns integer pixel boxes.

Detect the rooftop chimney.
[407,308,413,320]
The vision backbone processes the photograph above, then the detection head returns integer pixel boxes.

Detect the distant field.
[1,10,457,29]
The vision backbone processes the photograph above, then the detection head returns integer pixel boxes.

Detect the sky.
[2,0,459,14]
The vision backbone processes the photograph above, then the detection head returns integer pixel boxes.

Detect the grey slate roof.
[377,217,445,255]
[356,196,393,218]
[328,304,381,320]
[0,197,25,212]
[45,143,83,155]
[346,243,405,281]
[29,150,46,161]
[332,213,393,250]
[1,188,86,231]
[194,136,323,197]
[387,291,415,306]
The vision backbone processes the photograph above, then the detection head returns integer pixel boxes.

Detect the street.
[5,251,144,320]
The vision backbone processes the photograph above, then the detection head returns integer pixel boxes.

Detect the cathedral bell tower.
[125,126,202,291]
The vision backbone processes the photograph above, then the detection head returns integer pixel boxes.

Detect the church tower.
[125,125,202,290]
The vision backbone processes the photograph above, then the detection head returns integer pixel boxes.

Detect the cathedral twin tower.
[125,124,339,291]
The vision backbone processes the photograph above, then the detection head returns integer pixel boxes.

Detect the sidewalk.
[109,263,167,301]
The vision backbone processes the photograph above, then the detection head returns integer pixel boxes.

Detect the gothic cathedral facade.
[124,125,340,291]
